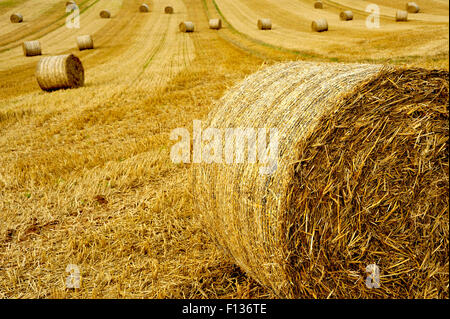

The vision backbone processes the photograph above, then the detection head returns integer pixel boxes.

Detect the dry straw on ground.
[10,13,23,23]
[340,10,354,21]
[36,54,84,91]
[165,6,174,14]
[314,1,323,9]
[406,2,420,13]
[77,35,94,51]
[396,10,408,21]
[311,18,328,32]
[100,10,111,18]
[22,40,41,57]
[139,4,150,12]
[257,19,272,30]
[194,61,449,298]
[209,18,222,30]
[179,21,195,33]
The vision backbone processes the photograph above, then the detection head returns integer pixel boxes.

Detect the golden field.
[0,0,448,298]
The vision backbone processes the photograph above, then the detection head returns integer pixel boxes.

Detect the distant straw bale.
[257,18,272,30]
[77,35,94,51]
[99,10,111,18]
[396,10,408,21]
[314,1,323,9]
[179,21,194,32]
[165,6,174,14]
[10,13,23,23]
[311,18,328,31]
[406,2,420,13]
[139,4,150,12]
[22,41,41,57]
[194,61,449,298]
[209,18,222,30]
[340,10,353,21]
[36,54,84,91]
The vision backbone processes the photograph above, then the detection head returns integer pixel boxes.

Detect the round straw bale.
[36,54,84,91]
[311,18,328,32]
[340,10,353,21]
[314,1,323,9]
[396,10,408,21]
[66,1,76,7]
[257,18,272,30]
[209,18,222,30]
[22,40,41,57]
[406,2,420,13]
[179,21,194,33]
[77,35,94,51]
[164,6,174,14]
[10,13,23,23]
[99,10,111,18]
[139,4,150,12]
[194,61,449,298]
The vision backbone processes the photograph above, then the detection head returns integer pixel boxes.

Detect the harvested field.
[0,0,448,300]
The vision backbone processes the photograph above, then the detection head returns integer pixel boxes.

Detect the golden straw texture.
[22,40,41,57]
[194,61,449,298]
[209,18,222,30]
[311,18,328,32]
[76,35,94,51]
[179,21,195,33]
[35,54,84,91]
[257,18,272,30]
[10,13,23,23]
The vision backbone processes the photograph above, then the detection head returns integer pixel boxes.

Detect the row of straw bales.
[194,61,449,298]
[22,35,94,57]
[314,0,420,13]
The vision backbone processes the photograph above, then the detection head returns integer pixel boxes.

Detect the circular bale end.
[406,2,420,13]
[396,10,408,21]
[164,6,174,14]
[36,54,85,91]
[209,18,222,30]
[99,10,111,18]
[257,18,272,30]
[194,61,449,298]
[314,1,323,9]
[77,35,94,51]
[10,13,23,23]
[340,10,354,21]
[139,4,150,12]
[22,41,41,57]
[311,18,328,32]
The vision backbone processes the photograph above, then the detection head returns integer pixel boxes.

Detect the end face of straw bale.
[10,13,23,23]
[99,10,111,18]
[257,18,272,30]
[396,10,408,21]
[314,1,323,9]
[139,4,150,12]
[311,18,328,32]
[36,54,84,91]
[22,41,41,57]
[340,10,354,21]
[77,35,94,51]
[165,6,174,14]
[209,18,222,30]
[406,2,420,13]
[179,21,195,33]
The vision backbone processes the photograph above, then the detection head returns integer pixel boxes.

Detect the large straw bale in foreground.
[22,40,41,56]
[36,54,84,91]
[10,13,23,23]
[77,35,94,50]
[194,62,449,298]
